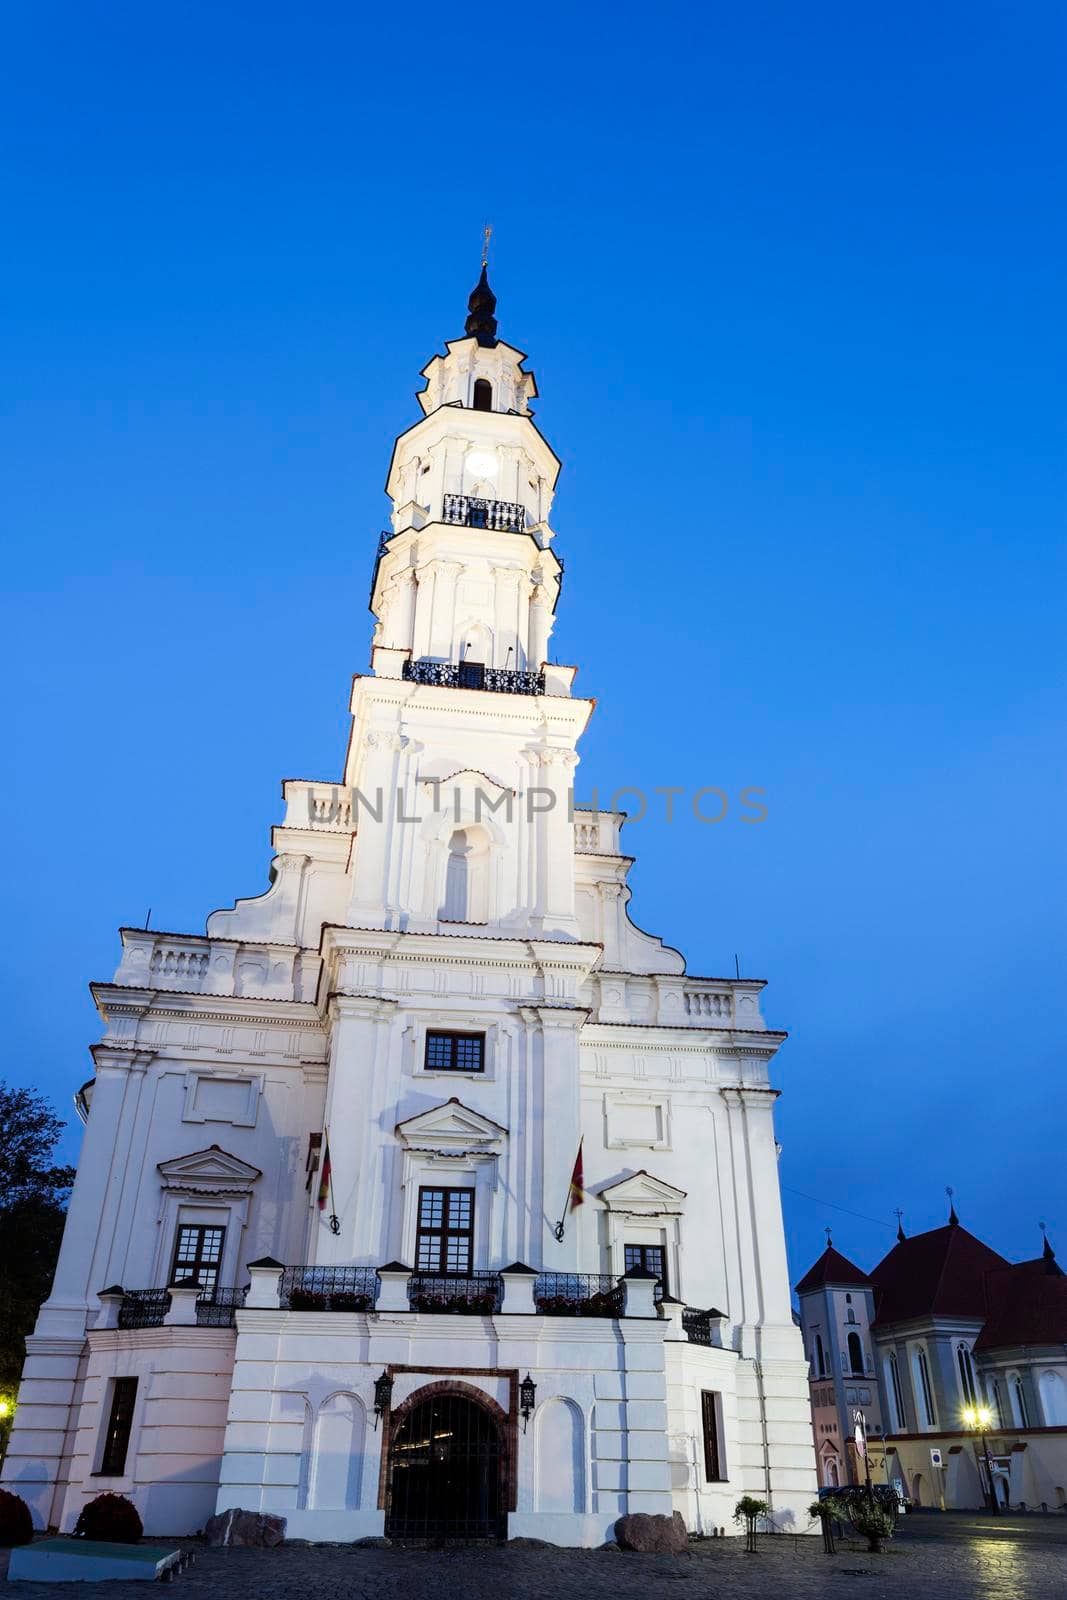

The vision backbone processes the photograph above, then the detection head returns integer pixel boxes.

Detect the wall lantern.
[373,1370,394,1430]
[519,1374,537,1433]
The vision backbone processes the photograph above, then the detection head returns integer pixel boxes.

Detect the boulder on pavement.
[203,1508,286,1548]
[614,1511,688,1554]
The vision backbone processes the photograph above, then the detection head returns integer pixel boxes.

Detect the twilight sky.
[2,1,1064,1287]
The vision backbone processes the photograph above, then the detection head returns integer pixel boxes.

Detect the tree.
[0,1084,75,1422]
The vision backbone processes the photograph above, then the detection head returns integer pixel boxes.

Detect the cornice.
[87,1328,236,1352]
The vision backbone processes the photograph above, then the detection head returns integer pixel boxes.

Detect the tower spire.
[894,1208,906,1244]
[465,227,499,348]
[946,1185,959,1226]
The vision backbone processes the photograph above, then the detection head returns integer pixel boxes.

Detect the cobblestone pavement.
[3,1519,1066,1600]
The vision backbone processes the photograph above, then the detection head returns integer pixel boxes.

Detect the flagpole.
[553,1140,583,1242]
[322,1126,341,1236]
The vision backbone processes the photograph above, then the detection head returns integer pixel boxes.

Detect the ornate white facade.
[3,270,816,1544]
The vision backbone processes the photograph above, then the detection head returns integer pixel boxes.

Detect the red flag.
[568,1142,584,1211]
[317,1136,332,1211]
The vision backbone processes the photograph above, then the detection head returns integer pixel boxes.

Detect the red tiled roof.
[795,1245,871,1294]
[869,1223,1009,1327]
[974,1253,1067,1351]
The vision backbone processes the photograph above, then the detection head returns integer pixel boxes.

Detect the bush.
[833,1489,898,1553]
[73,1493,143,1544]
[0,1488,34,1546]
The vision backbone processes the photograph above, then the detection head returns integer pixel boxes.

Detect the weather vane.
[824,1225,832,1246]
[481,223,493,269]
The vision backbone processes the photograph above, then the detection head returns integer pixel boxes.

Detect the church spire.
[464,263,499,348]
[946,1185,959,1226]
[895,1208,906,1244]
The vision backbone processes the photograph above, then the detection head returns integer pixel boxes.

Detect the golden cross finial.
[481,223,493,270]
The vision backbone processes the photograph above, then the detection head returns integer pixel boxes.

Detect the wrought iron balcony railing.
[682,1307,719,1346]
[116,1286,248,1329]
[533,1273,624,1317]
[408,1271,502,1314]
[442,493,525,533]
[280,1265,379,1312]
[402,658,545,695]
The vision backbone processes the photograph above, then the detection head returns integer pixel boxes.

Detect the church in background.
[795,1209,1067,1511]
[2,266,817,1543]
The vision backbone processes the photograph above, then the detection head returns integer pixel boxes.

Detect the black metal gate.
[385,1392,504,1540]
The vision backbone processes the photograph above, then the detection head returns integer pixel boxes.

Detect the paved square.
[3,1516,1066,1599]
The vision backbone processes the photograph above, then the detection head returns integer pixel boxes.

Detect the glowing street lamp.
[962,1404,998,1515]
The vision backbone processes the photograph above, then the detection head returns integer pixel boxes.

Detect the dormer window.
[472,378,492,412]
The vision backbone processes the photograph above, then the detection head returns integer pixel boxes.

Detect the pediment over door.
[157,1145,262,1195]
[597,1169,687,1215]
[395,1097,507,1156]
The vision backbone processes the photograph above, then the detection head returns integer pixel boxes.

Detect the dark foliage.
[0,1487,34,1546]
[0,1084,74,1393]
[73,1492,143,1544]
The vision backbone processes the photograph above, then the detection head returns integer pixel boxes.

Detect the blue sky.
[2,1,1064,1284]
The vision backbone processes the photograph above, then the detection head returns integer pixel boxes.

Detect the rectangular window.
[701,1390,723,1481]
[170,1224,226,1295]
[424,1031,485,1074]
[98,1377,138,1476]
[624,1242,668,1296]
[415,1186,475,1273]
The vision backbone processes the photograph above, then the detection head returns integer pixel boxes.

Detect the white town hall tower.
[3,268,817,1543]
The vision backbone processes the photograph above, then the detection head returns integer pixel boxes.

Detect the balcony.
[402,658,545,695]
[533,1273,623,1316]
[117,1286,247,1329]
[443,493,525,533]
[408,1272,502,1314]
[280,1265,378,1312]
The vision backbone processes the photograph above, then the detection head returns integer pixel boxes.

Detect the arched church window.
[441,826,490,924]
[814,1332,827,1378]
[957,1342,977,1407]
[847,1331,864,1375]
[472,378,492,412]
[887,1351,907,1430]
[915,1347,936,1427]
[1012,1374,1030,1428]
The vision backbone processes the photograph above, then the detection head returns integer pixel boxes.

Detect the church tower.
[3,265,817,1545]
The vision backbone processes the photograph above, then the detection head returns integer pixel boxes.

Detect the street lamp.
[962,1405,999,1515]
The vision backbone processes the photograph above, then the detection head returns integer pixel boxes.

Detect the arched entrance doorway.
[385,1388,505,1539]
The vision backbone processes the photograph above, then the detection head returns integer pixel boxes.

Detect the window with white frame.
[886,1351,907,1430]
[957,1341,978,1407]
[915,1346,937,1427]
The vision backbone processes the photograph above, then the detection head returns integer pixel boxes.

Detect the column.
[316,995,397,1265]
[426,560,464,660]
[531,1007,584,1272]
[528,583,552,669]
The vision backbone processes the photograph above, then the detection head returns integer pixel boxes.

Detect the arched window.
[441,826,490,924]
[814,1333,827,1378]
[847,1331,864,1375]
[1040,1370,1067,1427]
[957,1342,977,1407]
[472,378,492,412]
[846,1308,857,1324]
[1011,1375,1030,1428]
[915,1347,936,1427]
[886,1352,907,1431]
[989,1378,1004,1428]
